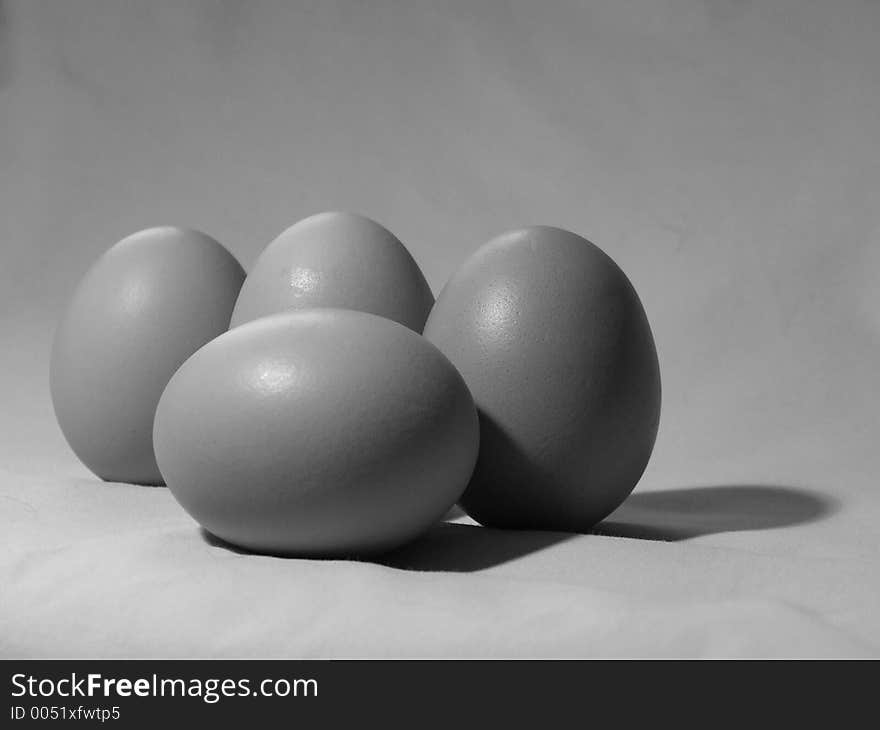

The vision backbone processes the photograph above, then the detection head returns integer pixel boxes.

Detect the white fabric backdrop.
[2,0,879,656]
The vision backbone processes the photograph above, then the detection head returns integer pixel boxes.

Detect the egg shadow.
[198,484,839,569]
[199,522,573,569]
[378,522,574,572]
[383,483,838,570]
[198,527,377,560]
[70,476,166,489]
[594,483,839,541]
[201,528,256,555]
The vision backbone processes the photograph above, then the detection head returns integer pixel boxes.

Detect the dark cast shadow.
[199,484,839,569]
[70,476,166,489]
[200,522,573,570]
[201,527,252,555]
[379,522,573,572]
[594,484,838,541]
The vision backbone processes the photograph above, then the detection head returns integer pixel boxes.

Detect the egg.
[50,227,245,485]
[153,308,479,556]
[230,211,434,332]
[424,226,661,532]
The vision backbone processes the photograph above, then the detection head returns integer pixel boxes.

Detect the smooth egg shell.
[50,227,245,485]
[153,309,479,557]
[230,211,434,332]
[424,226,661,531]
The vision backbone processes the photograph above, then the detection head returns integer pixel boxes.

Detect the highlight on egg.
[50,227,246,485]
[153,308,480,557]
[424,225,661,532]
[230,211,434,332]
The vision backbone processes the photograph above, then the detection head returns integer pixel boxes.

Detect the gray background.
[2,0,880,655]
[4,0,879,489]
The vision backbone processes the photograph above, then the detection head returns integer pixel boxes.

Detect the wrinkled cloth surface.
[2,1,880,658]
[2,321,878,658]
